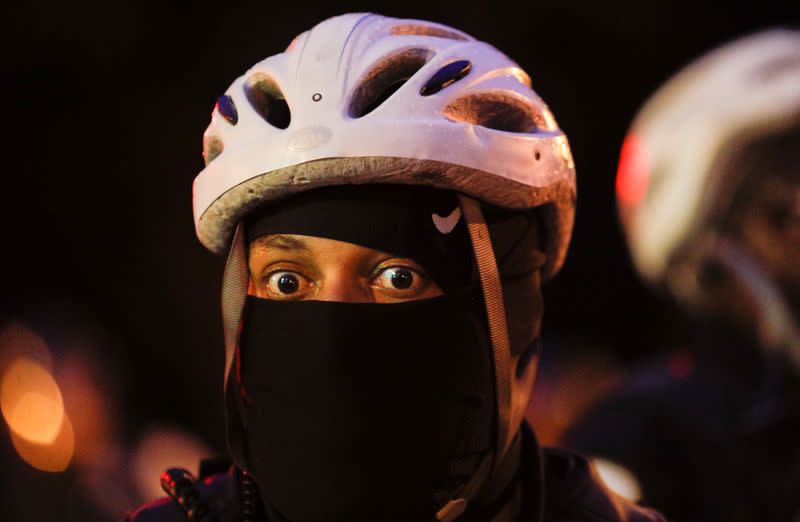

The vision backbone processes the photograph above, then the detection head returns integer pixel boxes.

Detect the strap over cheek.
[222,225,249,387]
[438,194,520,519]
[221,225,251,470]
[458,195,513,462]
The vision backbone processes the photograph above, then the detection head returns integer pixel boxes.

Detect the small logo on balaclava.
[432,206,462,234]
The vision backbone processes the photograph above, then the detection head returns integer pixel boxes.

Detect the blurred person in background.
[125,13,664,522]
[566,30,800,521]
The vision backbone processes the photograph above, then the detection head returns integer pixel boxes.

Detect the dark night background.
[1,1,798,520]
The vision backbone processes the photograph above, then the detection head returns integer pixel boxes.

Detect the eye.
[374,267,422,292]
[264,271,313,299]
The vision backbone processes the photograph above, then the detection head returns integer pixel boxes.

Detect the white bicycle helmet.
[193,12,575,278]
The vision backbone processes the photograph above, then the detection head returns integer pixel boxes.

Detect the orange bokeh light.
[10,413,75,472]
[1,358,65,444]
[0,323,76,472]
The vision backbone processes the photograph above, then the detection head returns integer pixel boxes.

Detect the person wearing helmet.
[125,13,664,522]
[566,30,800,522]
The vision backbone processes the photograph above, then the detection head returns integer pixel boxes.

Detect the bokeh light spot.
[591,457,643,502]
[616,134,650,206]
[10,411,75,472]
[2,358,65,444]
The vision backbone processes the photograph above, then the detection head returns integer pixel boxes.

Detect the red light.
[616,134,650,206]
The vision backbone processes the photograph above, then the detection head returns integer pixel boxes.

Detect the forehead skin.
[251,234,312,254]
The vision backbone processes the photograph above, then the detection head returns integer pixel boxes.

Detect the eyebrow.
[252,234,311,252]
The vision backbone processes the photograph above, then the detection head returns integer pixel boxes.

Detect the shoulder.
[123,463,237,522]
[540,448,667,522]
[565,352,725,451]
[562,350,731,482]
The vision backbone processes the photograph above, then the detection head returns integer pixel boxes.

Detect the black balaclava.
[233,185,497,522]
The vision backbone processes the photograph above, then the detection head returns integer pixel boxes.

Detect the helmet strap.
[221,224,250,468]
[436,195,517,519]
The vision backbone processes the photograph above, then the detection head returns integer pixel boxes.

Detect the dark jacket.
[125,423,665,522]
[565,322,800,522]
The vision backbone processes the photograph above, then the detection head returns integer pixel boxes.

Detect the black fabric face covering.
[235,293,494,522]
[234,185,497,521]
[231,185,546,520]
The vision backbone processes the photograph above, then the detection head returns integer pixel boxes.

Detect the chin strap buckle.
[436,498,468,522]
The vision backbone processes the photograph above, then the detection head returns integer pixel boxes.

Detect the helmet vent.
[244,73,291,129]
[349,48,432,118]
[203,135,224,166]
[443,93,544,133]
[421,60,472,96]
[216,95,238,125]
[390,24,469,41]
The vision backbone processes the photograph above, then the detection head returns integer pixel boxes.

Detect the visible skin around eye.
[247,234,444,303]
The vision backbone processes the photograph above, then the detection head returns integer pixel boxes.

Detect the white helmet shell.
[616,29,800,287]
[193,12,576,278]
